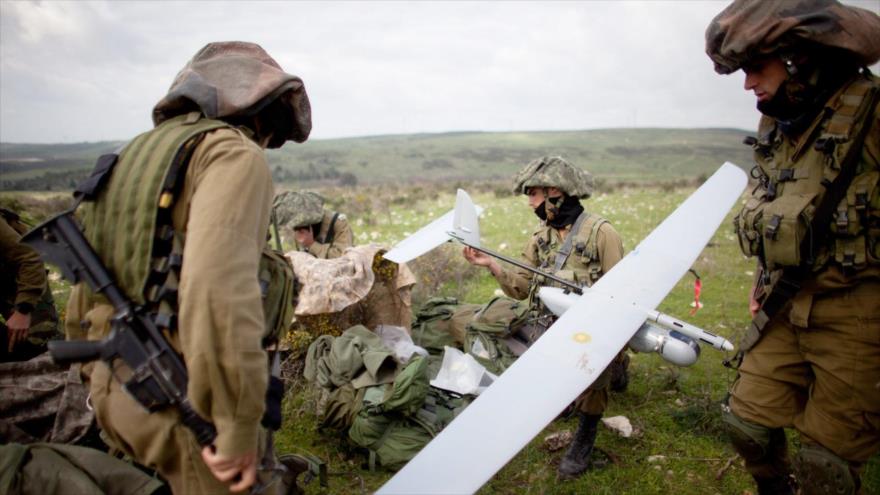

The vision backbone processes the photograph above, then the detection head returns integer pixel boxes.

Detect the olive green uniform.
[67,126,278,493]
[729,74,880,479]
[0,213,60,361]
[494,215,624,414]
[296,210,354,259]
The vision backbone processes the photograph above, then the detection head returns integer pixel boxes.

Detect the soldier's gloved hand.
[201,446,258,493]
[6,311,31,352]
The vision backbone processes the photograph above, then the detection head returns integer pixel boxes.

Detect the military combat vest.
[735,74,880,278]
[528,211,608,306]
[80,112,294,345]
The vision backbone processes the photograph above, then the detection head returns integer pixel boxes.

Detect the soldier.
[65,42,311,493]
[706,1,880,494]
[462,156,625,480]
[274,190,354,258]
[0,208,60,362]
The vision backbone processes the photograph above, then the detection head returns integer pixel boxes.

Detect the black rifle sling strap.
[554,211,590,273]
[321,212,340,244]
[750,82,880,335]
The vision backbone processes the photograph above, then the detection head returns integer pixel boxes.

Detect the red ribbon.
[690,277,703,315]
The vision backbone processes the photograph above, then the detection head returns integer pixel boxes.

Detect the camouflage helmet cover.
[153,41,312,143]
[274,191,325,229]
[705,0,880,75]
[512,156,594,199]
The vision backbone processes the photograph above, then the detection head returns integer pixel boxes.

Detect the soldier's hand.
[201,446,258,493]
[6,311,31,352]
[294,226,315,248]
[462,246,489,266]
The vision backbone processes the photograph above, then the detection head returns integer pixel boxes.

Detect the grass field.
[3,183,878,495]
[272,185,879,494]
[1,127,754,191]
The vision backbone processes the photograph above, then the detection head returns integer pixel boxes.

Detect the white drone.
[381,162,747,494]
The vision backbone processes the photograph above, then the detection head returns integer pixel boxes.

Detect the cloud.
[1,0,877,143]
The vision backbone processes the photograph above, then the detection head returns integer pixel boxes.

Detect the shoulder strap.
[553,211,590,272]
[321,212,340,244]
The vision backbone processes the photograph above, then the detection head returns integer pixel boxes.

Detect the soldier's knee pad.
[721,405,775,462]
[793,444,855,495]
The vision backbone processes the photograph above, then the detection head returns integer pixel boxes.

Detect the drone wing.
[377,162,747,494]
[383,189,483,263]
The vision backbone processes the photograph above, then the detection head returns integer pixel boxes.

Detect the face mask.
[758,55,858,136]
[533,201,547,221]
[533,195,584,229]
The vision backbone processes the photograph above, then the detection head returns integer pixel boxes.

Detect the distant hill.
[1,128,753,191]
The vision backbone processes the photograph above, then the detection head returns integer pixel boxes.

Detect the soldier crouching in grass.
[706,1,880,493]
[462,156,628,480]
[65,41,311,494]
[274,190,354,259]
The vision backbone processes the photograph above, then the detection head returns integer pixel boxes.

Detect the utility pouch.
[259,246,296,346]
[834,237,867,272]
[841,171,879,236]
[735,192,769,257]
[761,192,817,269]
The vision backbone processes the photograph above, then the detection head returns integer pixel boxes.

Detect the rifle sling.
[320,212,340,244]
[554,211,589,272]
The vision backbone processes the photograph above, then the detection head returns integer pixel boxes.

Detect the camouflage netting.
[0,354,94,445]
[284,246,416,353]
[274,191,325,229]
[512,156,594,199]
[706,0,880,75]
[153,41,312,143]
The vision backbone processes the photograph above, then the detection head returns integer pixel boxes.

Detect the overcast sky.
[1,0,877,144]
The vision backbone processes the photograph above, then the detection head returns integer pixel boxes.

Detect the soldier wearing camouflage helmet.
[274,190,354,259]
[706,1,880,494]
[463,156,626,480]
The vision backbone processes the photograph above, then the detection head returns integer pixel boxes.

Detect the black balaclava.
[533,193,583,229]
[758,47,861,136]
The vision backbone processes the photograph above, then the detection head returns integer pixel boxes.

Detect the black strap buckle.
[835,207,849,233]
[814,137,837,154]
[765,215,782,240]
[777,168,795,182]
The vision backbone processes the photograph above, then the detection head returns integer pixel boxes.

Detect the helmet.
[705,0,880,75]
[153,41,312,144]
[512,156,594,199]
[273,191,324,229]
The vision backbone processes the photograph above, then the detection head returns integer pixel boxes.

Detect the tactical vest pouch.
[834,236,867,271]
[840,171,879,237]
[259,246,296,346]
[761,192,817,269]
[735,192,769,258]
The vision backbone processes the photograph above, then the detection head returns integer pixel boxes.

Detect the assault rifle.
[21,212,217,446]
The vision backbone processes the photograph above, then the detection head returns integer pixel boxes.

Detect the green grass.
[271,186,879,494]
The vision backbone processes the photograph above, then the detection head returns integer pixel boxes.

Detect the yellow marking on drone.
[572,332,592,344]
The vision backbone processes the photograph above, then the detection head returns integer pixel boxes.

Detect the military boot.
[558,413,601,480]
[754,475,794,495]
[609,353,630,392]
